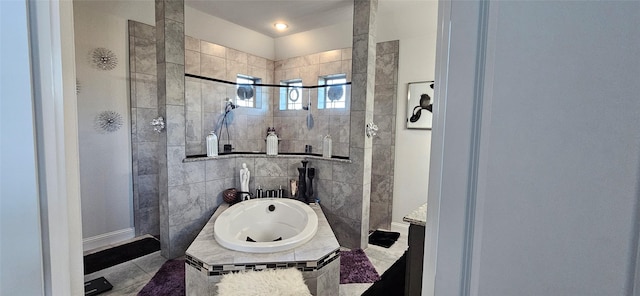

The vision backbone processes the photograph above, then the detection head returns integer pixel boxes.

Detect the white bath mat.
[217,268,312,296]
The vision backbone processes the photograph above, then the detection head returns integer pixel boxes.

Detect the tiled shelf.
[183,153,352,164]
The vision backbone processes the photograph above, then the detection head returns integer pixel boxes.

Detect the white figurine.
[240,163,250,200]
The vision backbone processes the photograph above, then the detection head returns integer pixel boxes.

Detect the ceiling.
[185,0,354,38]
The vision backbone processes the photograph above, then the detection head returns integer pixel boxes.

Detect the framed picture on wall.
[406,81,435,129]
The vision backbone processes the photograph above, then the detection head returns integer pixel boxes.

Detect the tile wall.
[129,0,385,257]
[370,40,399,230]
[129,21,160,237]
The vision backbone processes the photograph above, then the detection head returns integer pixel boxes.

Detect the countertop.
[403,203,427,226]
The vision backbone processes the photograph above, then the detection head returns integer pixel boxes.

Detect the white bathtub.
[213,198,318,253]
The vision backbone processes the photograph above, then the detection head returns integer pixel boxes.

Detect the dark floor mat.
[361,251,406,296]
[368,230,400,248]
[83,237,160,275]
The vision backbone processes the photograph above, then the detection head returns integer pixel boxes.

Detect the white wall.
[274,21,353,60]
[74,2,134,241]
[185,6,275,60]
[0,1,45,294]
[378,1,439,223]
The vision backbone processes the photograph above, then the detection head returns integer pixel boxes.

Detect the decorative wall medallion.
[95,110,123,133]
[327,85,343,101]
[236,85,254,100]
[91,48,118,71]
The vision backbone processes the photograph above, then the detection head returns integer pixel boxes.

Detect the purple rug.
[138,259,185,296]
[340,249,380,284]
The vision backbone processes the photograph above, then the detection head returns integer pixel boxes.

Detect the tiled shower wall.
[273,49,353,156]
[183,36,275,155]
[183,40,353,157]
[129,21,160,237]
[370,40,399,231]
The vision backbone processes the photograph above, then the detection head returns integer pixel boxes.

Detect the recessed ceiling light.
[274,23,289,31]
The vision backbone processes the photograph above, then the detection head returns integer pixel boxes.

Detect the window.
[318,74,347,109]
[236,74,260,108]
[279,79,303,110]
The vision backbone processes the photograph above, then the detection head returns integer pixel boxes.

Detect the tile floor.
[84,225,409,296]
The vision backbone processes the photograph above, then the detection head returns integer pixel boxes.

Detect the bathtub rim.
[213,198,319,253]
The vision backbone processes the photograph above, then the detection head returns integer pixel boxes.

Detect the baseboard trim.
[391,221,410,233]
[83,228,135,252]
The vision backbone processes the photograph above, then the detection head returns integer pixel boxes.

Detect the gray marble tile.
[163,19,184,65]
[247,54,267,68]
[185,49,200,75]
[200,53,226,79]
[319,49,341,63]
[351,34,370,75]
[132,251,167,274]
[166,105,185,146]
[200,40,225,58]
[138,142,159,175]
[370,173,392,203]
[185,78,202,112]
[226,48,247,64]
[371,144,392,176]
[205,179,228,213]
[350,73,367,112]
[185,35,199,51]
[185,111,202,142]
[369,201,390,231]
[168,161,205,187]
[254,157,290,177]
[376,39,399,56]
[317,258,340,296]
[102,280,146,296]
[302,53,319,66]
[136,207,160,236]
[300,64,320,85]
[205,158,236,181]
[97,262,151,293]
[341,60,352,81]
[168,182,207,226]
[372,115,393,146]
[169,217,209,258]
[226,60,248,81]
[134,37,157,75]
[134,73,157,109]
[330,182,363,220]
[283,56,303,69]
[138,174,159,209]
[375,53,398,85]
[349,111,366,149]
[322,210,361,249]
[341,48,352,61]
[329,115,350,144]
[163,0,184,23]
[247,66,267,81]
[373,84,396,116]
[155,19,165,64]
[167,145,186,166]
[134,21,155,40]
[166,62,185,106]
[186,141,203,156]
[186,264,217,296]
[319,61,343,77]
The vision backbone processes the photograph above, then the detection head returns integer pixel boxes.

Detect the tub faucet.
[237,191,254,201]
